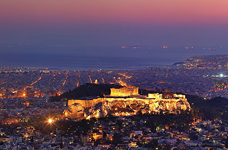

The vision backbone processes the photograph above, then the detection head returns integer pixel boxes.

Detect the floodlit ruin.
[64,86,191,120]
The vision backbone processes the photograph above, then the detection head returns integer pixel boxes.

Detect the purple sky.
[0,0,228,55]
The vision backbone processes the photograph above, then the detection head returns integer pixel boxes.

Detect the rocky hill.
[61,84,191,119]
[64,97,191,119]
[51,83,228,121]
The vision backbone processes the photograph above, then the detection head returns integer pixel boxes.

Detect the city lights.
[48,118,53,124]
[220,73,224,77]
[22,93,26,97]
[1,0,228,148]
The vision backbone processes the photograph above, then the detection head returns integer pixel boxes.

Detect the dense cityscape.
[1,55,228,100]
[0,55,228,149]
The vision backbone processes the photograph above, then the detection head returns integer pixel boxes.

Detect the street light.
[48,118,53,124]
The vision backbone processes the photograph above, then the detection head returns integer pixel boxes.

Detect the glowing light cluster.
[48,119,53,124]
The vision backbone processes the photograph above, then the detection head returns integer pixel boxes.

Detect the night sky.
[0,0,228,56]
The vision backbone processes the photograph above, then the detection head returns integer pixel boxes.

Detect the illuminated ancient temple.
[64,86,191,119]
[110,86,139,96]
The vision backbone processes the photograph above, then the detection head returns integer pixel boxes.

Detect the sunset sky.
[0,0,228,55]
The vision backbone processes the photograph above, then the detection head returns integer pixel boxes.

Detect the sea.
[0,46,227,71]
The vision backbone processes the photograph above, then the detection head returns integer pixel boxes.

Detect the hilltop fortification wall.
[65,87,191,119]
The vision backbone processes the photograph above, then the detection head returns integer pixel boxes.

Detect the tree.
[225,136,228,148]
[136,110,143,116]
[136,141,142,147]
[94,139,101,146]
[189,132,198,140]
[116,120,123,130]
[112,133,123,145]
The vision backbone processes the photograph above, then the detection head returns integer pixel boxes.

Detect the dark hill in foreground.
[186,94,228,109]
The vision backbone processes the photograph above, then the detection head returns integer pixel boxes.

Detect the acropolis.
[64,86,191,119]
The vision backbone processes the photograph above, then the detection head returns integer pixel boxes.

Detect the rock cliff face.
[63,86,191,119]
[64,97,191,119]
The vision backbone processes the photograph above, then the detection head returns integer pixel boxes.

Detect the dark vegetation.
[49,83,122,102]
[186,94,228,121]
[186,94,228,109]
